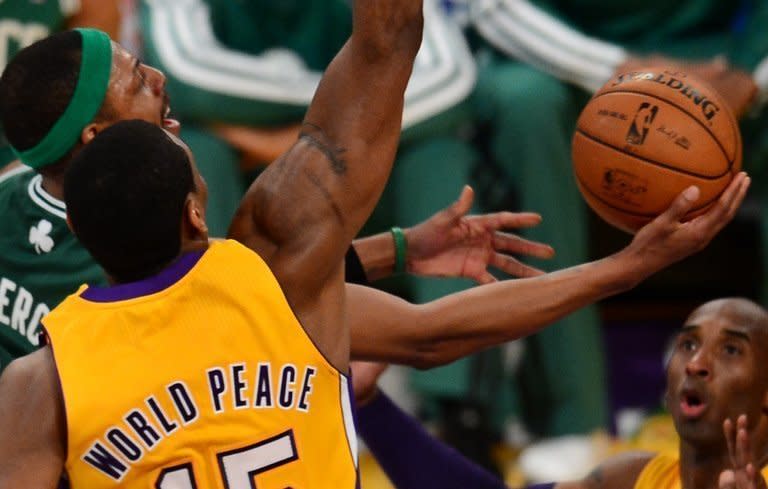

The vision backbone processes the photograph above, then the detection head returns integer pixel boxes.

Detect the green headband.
[13,28,113,169]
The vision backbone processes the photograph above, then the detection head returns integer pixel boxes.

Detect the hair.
[64,120,195,283]
[0,30,115,171]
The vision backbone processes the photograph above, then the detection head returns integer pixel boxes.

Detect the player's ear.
[185,197,208,237]
[80,121,109,145]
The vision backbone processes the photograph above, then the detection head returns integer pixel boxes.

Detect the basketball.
[572,67,742,233]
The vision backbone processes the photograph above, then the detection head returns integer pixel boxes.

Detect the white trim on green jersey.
[144,0,475,129]
[470,0,628,92]
[28,174,66,220]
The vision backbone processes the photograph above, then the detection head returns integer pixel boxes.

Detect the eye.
[724,343,742,356]
[678,337,697,352]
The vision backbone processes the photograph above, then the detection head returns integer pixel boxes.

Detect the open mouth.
[160,99,180,134]
[680,390,707,419]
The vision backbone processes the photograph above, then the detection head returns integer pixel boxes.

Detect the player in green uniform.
[0,1,120,371]
[0,166,106,370]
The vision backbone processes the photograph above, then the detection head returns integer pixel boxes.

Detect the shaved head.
[687,298,768,336]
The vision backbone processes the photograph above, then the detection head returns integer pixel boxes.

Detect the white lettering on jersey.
[0,277,48,346]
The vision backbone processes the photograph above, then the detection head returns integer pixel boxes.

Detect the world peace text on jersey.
[83,361,318,481]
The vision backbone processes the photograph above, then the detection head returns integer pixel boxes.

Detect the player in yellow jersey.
[351,298,768,489]
[0,10,756,489]
[0,0,427,484]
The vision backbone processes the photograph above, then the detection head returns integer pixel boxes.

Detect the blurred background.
[3,0,768,486]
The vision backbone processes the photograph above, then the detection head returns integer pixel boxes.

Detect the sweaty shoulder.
[0,346,65,443]
[556,451,654,489]
[2,346,61,407]
[0,348,67,486]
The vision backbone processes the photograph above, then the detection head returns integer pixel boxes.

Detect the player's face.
[665,299,768,445]
[102,43,179,135]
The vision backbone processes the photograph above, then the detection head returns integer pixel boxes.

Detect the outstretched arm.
[0,348,66,488]
[349,175,749,368]
[228,0,424,371]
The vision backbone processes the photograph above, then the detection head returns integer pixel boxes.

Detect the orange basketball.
[572,67,741,233]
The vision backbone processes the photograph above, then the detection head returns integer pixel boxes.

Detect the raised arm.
[0,348,66,488]
[228,0,424,371]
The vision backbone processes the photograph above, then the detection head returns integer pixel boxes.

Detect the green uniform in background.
[0,0,79,166]
[0,168,106,373]
[443,0,768,439]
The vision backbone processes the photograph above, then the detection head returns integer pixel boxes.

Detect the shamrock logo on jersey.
[29,219,54,254]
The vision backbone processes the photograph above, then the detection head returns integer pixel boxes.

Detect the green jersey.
[141,0,476,136]
[535,0,760,60]
[0,167,106,371]
[0,0,80,165]
[471,0,768,93]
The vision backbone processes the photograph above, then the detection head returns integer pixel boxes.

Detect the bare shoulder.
[0,346,62,415]
[0,347,67,488]
[556,451,655,489]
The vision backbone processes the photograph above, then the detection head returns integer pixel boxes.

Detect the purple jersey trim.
[80,250,205,302]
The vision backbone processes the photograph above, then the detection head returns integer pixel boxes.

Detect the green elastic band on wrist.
[12,28,112,169]
[390,226,407,274]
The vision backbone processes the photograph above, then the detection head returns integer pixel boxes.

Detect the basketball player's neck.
[40,174,65,201]
[678,443,731,489]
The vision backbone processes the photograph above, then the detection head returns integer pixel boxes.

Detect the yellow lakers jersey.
[44,240,358,489]
[634,453,768,489]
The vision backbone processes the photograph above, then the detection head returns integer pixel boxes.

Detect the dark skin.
[554,298,768,489]
[349,299,768,489]
[0,0,425,485]
[0,18,754,486]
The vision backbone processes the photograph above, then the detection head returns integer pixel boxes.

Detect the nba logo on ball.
[626,103,658,146]
[572,67,741,234]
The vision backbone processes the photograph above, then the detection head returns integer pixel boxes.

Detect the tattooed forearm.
[302,167,345,226]
[300,122,347,175]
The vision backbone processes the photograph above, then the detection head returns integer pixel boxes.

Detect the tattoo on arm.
[302,167,345,226]
[299,122,348,175]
